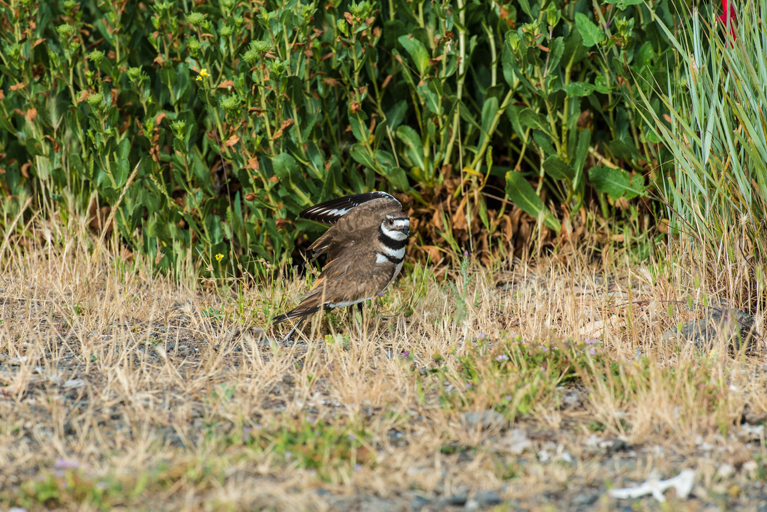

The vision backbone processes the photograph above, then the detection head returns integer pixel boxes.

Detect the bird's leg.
[282,318,305,343]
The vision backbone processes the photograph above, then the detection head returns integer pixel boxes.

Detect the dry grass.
[1,225,767,511]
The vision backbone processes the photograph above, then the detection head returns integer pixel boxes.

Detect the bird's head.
[381,213,410,240]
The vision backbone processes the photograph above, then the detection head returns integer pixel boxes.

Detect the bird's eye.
[387,218,394,226]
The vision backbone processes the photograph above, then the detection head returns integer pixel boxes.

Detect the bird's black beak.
[400,227,409,237]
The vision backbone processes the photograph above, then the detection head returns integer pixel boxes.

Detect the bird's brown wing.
[272,252,396,324]
[306,197,402,263]
[299,191,400,225]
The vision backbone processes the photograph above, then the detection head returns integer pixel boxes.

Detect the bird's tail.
[271,304,323,325]
[273,278,331,326]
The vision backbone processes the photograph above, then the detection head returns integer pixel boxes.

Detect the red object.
[718,0,737,41]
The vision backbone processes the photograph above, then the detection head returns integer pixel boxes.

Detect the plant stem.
[482,21,497,88]
[470,88,514,171]
[442,0,466,168]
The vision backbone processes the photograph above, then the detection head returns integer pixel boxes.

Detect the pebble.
[461,410,506,430]
[409,496,431,511]
[475,490,502,506]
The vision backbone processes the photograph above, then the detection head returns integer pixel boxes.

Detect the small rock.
[562,390,582,408]
[463,499,480,511]
[443,492,468,506]
[607,439,631,453]
[716,464,735,479]
[461,410,506,430]
[743,406,767,425]
[738,424,765,441]
[409,496,431,511]
[475,490,502,506]
[537,450,550,463]
[501,428,531,454]
[405,466,429,477]
[743,460,759,477]
[585,434,601,448]
[573,493,599,506]
[63,379,86,388]
[662,308,757,351]
[556,444,573,464]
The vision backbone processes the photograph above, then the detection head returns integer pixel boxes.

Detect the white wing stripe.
[306,207,351,217]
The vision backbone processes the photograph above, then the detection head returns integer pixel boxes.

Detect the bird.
[272,191,410,338]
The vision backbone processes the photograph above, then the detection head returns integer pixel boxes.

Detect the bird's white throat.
[381,221,409,241]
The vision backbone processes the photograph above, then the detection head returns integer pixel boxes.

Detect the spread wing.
[305,197,403,263]
[299,191,400,225]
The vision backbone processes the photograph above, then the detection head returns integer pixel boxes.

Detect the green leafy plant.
[0,0,675,273]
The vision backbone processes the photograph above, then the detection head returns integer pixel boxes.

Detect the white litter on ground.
[608,469,695,502]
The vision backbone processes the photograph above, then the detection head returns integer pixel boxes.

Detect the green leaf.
[350,144,379,170]
[561,25,587,67]
[388,166,410,191]
[420,84,441,115]
[505,172,561,232]
[606,0,642,10]
[396,125,425,171]
[272,152,300,181]
[627,173,646,200]
[562,82,596,97]
[398,35,430,75]
[588,166,645,199]
[518,109,548,132]
[532,130,556,156]
[609,138,644,163]
[506,106,526,140]
[542,155,575,181]
[286,76,304,105]
[478,97,499,150]
[386,101,408,131]
[517,0,533,17]
[593,75,611,94]
[458,102,482,132]
[349,111,369,143]
[572,129,591,189]
[375,150,397,169]
[547,37,565,72]
[372,150,410,191]
[502,36,517,87]
[575,13,605,48]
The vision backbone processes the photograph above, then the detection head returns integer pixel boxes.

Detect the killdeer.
[273,192,410,336]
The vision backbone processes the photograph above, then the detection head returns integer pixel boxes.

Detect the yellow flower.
[197,68,210,81]
[215,253,224,262]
